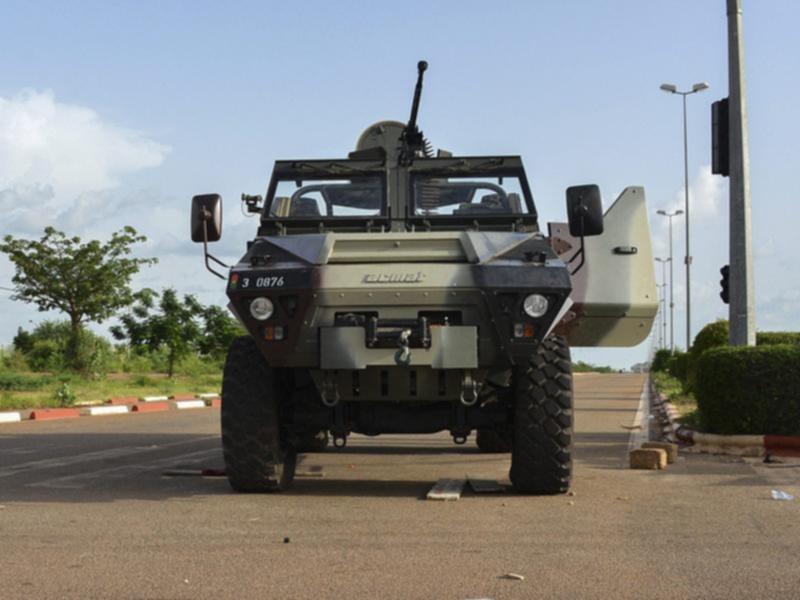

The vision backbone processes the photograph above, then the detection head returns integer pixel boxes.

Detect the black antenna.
[400,60,430,164]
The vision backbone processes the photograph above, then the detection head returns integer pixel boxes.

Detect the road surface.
[0,373,798,599]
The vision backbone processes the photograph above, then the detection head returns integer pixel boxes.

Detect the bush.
[667,351,689,385]
[757,331,800,346]
[27,340,64,372]
[686,320,730,391]
[651,349,673,372]
[1,347,30,372]
[695,344,800,435]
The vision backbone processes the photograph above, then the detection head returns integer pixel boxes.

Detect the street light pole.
[655,257,670,350]
[657,209,683,351]
[660,81,709,350]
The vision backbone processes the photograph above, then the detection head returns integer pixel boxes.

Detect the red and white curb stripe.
[175,400,206,410]
[0,412,22,423]
[0,392,221,425]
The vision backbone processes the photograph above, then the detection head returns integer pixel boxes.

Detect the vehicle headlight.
[249,297,274,321]
[522,294,548,318]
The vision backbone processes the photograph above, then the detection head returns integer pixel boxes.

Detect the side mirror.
[566,184,604,237]
[191,194,223,243]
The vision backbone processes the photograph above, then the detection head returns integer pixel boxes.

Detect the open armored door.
[548,186,658,347]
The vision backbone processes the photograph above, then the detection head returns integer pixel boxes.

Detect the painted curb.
[141,395,170,402]
[0,412,23,423]
[87,405,130,416]
[131,402,170,413]
[30,408,81,421]
[2,391,216,424]
[175,399,206,410]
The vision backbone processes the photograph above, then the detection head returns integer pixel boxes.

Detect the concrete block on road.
[427,479,465,500]
[642,441,678,464]
[175,400,206,410]
[87,405,129,416]
[30,408,81,421]
[630,448,667,470]
[0,412,22,423]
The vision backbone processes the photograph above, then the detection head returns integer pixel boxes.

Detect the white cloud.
[0,90,172,344]
[0,90,169,202]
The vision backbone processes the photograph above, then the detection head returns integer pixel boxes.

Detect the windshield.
[411,174,531,217]
[268,175,385,218]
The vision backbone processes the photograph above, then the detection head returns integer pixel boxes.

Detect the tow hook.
[459,371,479,407]
[394,328,412,365]
[321,373,340,407]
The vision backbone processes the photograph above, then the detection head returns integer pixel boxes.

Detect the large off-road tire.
[296,430,329,453]
[510,335,573,494]
[475,428,512,453]
[221,336,296,492]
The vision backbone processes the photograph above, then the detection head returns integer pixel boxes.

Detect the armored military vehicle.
[190,62,657,494]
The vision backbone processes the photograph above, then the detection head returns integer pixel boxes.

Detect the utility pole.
[727,0,755,345]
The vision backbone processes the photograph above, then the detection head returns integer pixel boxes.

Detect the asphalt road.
[1,373,798,599]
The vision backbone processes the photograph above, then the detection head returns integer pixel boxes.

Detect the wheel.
[510,335,573,494]
[296,430,329,453]
[221,336,296,492]
[475,428,512,453]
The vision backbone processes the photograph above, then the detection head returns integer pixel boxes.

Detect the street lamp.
[660,81,709,351]
[655,258,670,350]
[656,209,683,351]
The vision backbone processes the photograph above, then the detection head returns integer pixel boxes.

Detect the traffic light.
[720,264,730,304]
[712,98,730,176]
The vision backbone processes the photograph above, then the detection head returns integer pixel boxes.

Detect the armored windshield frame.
[406,156,538,227]
[260,159,389,230]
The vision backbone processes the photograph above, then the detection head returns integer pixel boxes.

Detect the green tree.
[198,305,244,359]
[111,288,203,377]
[0,227,155,371]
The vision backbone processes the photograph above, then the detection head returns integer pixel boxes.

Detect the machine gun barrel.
[407,60,428,132]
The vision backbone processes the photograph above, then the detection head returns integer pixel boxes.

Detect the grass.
[0,371,222,411]
[651,370,700,428]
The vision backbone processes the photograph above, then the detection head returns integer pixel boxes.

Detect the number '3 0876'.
[242,276,285,288]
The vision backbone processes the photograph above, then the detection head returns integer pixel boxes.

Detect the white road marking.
[0,436,217,479]
[427,478,465,501]
[28,448,221,489]
[87,405,129,416]
[0,412,22,423]
[176,400,206,410]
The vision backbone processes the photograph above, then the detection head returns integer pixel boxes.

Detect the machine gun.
[399,60,433,164]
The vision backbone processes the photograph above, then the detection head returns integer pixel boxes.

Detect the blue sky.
[1,1,798,368]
